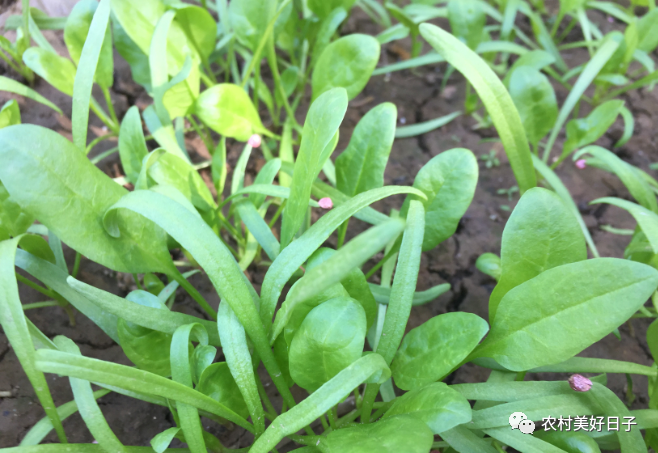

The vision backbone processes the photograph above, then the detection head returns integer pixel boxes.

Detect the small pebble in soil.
[569,374,593,392]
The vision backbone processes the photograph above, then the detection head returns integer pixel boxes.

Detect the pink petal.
[248,134,261,148]
[318,197,333,209]
[575,159,587,169]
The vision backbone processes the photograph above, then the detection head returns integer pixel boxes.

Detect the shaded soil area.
[1,1,658,449]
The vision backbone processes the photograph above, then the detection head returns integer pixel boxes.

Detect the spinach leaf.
[197,362,249,420]
[0,181,34,241]
[118,106,149,185]
[335,103,396,197]
[22,48,76,96]
[476,258,658,371]
[391,312,489,390]
[562,100,624,157]
[448,0,485,49]
[489,187,587,321]
[289,296,367,392]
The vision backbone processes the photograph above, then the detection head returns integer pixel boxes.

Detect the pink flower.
[248,134,261,148]
[568,374,592,392]
[318,197,333,209]
[575,159,587,169]
[608,16,614,23]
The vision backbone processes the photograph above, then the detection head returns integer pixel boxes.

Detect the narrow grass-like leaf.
[419,24,536,192]
[280,88,348,247]
[119,106,149,184]
[440,425,499,453]
[71,0,111,151]
[20,389,110,446]
[0,76,62,114]
[484,426,570,452]
[591,197,658,253]
[368,283,450,306]
[542,37,620,162]
[452,381,576,402]
[235,200,280,260]
[217,302,265,434]
[474,356,658,377]
[589,383,646,452]
[614,106,634,148]
[34,349,253,431]
[66,277,220,346]
[222,184,319,209]
[271,218,405,342]
[260,186,425,330]
[102,190,296,408]
[531,154,599,257]
[394,111,461,138]
[54,336,125,453]
[171,324,207,453]
[0,237,66,442]
[249,354,391,453]
[4,447,187,453]
[250,158,281,208]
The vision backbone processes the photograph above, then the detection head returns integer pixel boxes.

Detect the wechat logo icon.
[509,412,535,434]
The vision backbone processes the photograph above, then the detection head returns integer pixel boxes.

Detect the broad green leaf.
[448,0,485,49]
[280,88,347,247]
[341,268,377,329]
[22,48,76,96]
[0,237,66,441]
[637,9,658,53]
[289,297,366,392]
[534,430,602,453]
[20,234,56,264]
[67,277,220,346]
[261,185,425,330]
[419,23,536,192]
[272,218,404,342]
[110,0,164,54]
[216,302,264,432]
[0,99,21,129]
[392,312,489,390]
[312,7,348,65]
[403,148,477,251]
[250,354,391,453]
[311,35,379,101]
[503,49,556,86]
[151,428,180,453]
[54,336,125,453]
[542,36,620,163]
[368,283,450,306]
[320,415,433,453]
[476,252,501,281]
[476,258,658,371]
[489,187,587,321]
[592,198,658,253]
[382,382,471,434]
[64,0,113,89]
[117,291,172,377]
[0,125,172,274]
[118,106,149,184]
[0,180,34,241]
[195,84,265,141]
[102,189,296,408]
[576,146,658,213]
[197,362,249,419]
[336,102,396,197]
[562,100,623,157]
[308,0,356,19]
[112,20,151,89]
[173,5,217,61]
[508,66,557,149]
[229,0,276,52]
[0,76,60,114]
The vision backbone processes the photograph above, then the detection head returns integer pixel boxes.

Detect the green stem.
[22,301,59,310]
[267,36,301,131]
[90,146,118,164]
[132,273,143,290]
[171,268,217,320]
[101,86,119,126]
[89,97,119,134]
[85,133,117,155]
[72,252,81,278]
[360,384,378,423]
[336,219,349,249]
[188,115,214,155]
[0,50,24,75]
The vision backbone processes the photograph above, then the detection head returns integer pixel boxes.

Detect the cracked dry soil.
[1,3,658,450]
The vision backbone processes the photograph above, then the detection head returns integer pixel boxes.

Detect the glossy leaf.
[562,100,624,157]
[476,258,658,371]
[508,66,557,149]
[392,312,489,390]
[0,125,172,274]
[403,148,477,251]
[420,23,536,192]
[118,106,149,184]
[289,297,366,392]
[336,103,396,197]
[637,9,658,53]
[312,7,348,64]
[280,88,348,247]
[0,181,34,241]
[311,35,380,101]
[489,187,587,321]
[229,0,276,52]
[0,99,21,129]
[341,268,377,329]
[448,0,485,49]
[196,84,265,141]
[173,6,217,61]
[64,0,113,89]
[382,382,471,434]
[476,252,501,281]
[22,48,76,96]
[197,362,249,419]
[320,415,433,452]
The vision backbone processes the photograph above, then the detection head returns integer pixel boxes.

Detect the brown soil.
[1,2,658,450]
